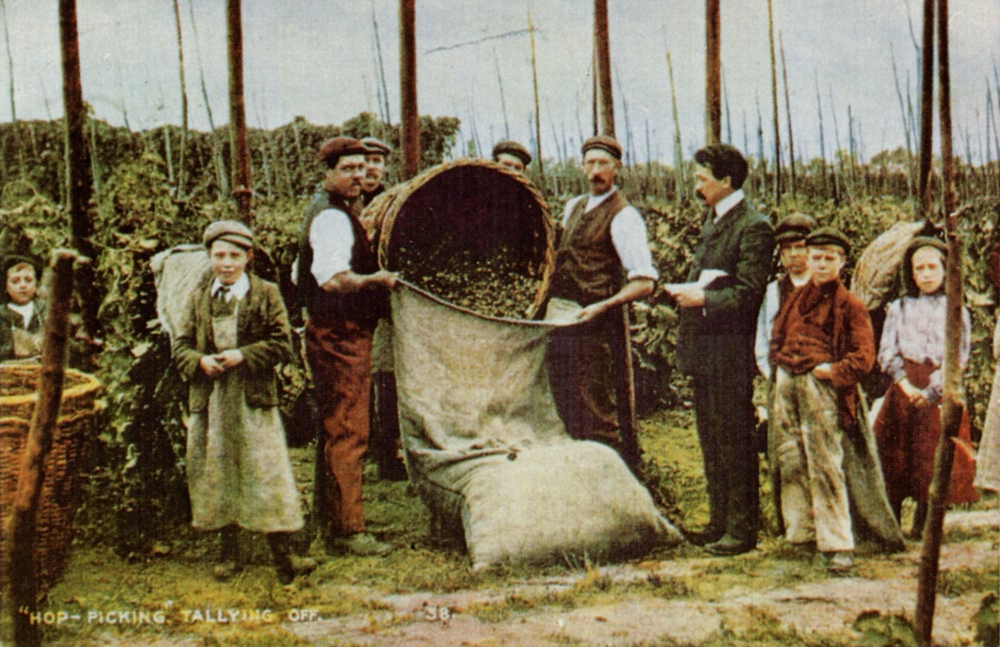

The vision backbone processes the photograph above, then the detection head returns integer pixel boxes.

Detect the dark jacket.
[172,273,293,413]
[677,199,775,377]
[770,278,875,431]
[0,299,46,361]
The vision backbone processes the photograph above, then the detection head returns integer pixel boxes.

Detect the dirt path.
[285,511,997,647]
[70,508,998,647]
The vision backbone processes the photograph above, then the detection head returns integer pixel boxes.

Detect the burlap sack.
[393,283,681,568]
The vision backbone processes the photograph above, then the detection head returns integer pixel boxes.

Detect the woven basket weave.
[363,157,555,318]
[0,363,101,595]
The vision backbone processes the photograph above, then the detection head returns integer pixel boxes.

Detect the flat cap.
[581,135,622,160]
[203,219,254,250]
[317,136,369,168]
[806,226,850,254]
[361,136,392,156]
[1,252,42,277]
[775,212,818,243]
[492,140,532,166]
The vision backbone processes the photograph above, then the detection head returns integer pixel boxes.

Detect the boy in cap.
[297,137,396,556]
[755,212,818,378]
[173,220,315,584]
[545,135,658,458]
[491,140,532,174]
[768,226,876,571]
[0,253,45,361]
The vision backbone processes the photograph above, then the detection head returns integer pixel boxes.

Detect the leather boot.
[213,526,243,581]
[267,532,318,584]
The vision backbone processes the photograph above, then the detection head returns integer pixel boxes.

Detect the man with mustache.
[665,143,774,556]
[297,136,396,557]
[544,135,658,454]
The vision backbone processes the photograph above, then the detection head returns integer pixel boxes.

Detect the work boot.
[213,526,244,581]
[326,532,393,557]
[267,532,318,585]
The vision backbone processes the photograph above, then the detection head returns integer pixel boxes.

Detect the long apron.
[185,309,304,532]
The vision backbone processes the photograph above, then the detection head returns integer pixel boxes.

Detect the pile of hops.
[396,245,540,319]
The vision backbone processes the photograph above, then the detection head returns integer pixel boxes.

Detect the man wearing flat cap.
[359,136,392,207]
[666,143,775,556]
[296,136,396,557]
[544,135,658,459]
[491,140,532,174]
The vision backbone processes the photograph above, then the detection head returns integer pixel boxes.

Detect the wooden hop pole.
[7,250,78,647]
[705,0,721,144]
[400,0,419,180]
[914,0,959,641]
[59,0,99,361]
[917,0,935,220]
[767,0,782,204]
[226,0,253,225]
[594,0,614,138]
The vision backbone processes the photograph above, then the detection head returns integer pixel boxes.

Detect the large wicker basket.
[363,158,555,318]
[0,363,101,595]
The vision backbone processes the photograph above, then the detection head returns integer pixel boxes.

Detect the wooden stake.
[7,250,77,647]
[227,0,252,224]
[528,11,544,186]
[399,0,419,179]
[915,2,958,642]
[917,0,935,220]
[767,0,782,204]
[594,0,614,137]
[705,0,721,144]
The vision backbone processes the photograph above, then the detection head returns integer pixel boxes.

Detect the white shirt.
[6,301,34,328]
[309,208,355,285]
[211,273,249,301]
[562,188,659,282]
[714,188,745,222]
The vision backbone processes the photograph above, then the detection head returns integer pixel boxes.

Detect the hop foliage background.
[0,112,996,552]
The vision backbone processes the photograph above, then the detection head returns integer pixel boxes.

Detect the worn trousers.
[772,367,853,552]
[546,313,620,450]
[305,318,372,536]
[691,370,759,544]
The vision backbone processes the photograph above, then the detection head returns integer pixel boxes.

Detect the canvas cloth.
[392,282,681,568]
[975,317,1000,492]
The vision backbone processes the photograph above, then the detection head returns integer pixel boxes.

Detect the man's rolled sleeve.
[610,206,659,282]
[310,209,354,285]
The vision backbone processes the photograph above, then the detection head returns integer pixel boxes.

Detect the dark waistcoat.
[548,191,628,306]
[297,192,385,329]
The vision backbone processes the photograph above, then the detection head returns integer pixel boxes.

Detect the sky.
[3,0,999,166]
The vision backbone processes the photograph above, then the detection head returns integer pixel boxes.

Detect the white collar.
[7,301,34,327]
[714,189,745,221]
[585,187,617,210]
[211,273,250,300]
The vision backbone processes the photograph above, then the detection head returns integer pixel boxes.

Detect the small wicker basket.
[0,362,101,595]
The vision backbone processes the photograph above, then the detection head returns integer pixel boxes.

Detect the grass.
[13,405,999,646]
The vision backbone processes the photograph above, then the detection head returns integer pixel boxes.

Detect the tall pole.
[226,0,252,225]
[400,0,419,180]
[59,0,99,355]
[528,11,544,186]
[172,0,189,200]
[705,0,721,144]
[767,0,783,204]
[917,0,935,220]
[594,0,614,137]
[915,0,959,642]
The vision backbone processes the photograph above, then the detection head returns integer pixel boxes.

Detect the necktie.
[212,286,234,316]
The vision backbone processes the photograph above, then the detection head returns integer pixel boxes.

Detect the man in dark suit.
[665,143,775,556]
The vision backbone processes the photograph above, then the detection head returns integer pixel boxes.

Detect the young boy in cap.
[491,140,532,174]
[768,226,876,571]
[754,213,817,378]
[0,253,45,362]
[173,220,315,584]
